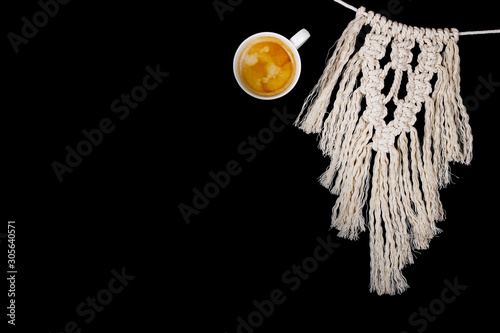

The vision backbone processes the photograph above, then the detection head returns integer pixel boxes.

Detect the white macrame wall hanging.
[294,2,498,295]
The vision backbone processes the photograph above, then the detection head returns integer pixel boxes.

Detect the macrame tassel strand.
[294,10,367,134]
[295,6,473,295]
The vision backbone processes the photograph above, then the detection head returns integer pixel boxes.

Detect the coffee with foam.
[236,37,296,97]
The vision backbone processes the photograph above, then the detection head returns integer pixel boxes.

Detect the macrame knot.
[393,100,416,133]
[356,6,366,17]
[373,127,395,153]
[390,39,414,71]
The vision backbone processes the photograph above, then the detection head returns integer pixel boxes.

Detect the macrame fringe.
[431,37,473,189]
[294,11,367,134]
[295,7,473,295]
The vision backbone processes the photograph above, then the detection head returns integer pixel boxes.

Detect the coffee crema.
[237,36,296,97]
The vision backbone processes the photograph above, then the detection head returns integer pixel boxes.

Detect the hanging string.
[459,29,500,36]
[333,0,500,36]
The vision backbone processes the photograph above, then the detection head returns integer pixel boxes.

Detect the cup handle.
[290,29,310,50]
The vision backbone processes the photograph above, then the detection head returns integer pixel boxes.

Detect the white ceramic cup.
[233,29,310,100]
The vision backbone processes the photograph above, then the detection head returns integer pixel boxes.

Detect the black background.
[4,0,500,332]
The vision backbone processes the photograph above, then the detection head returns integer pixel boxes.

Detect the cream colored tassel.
[446,36,473,165]
[329,139,373,240]
[319,54,363,157]
[318,90,367,193]
[294,9,367,133]
[295,8,473,295]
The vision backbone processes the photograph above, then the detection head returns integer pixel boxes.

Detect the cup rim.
[233,32,302,100]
